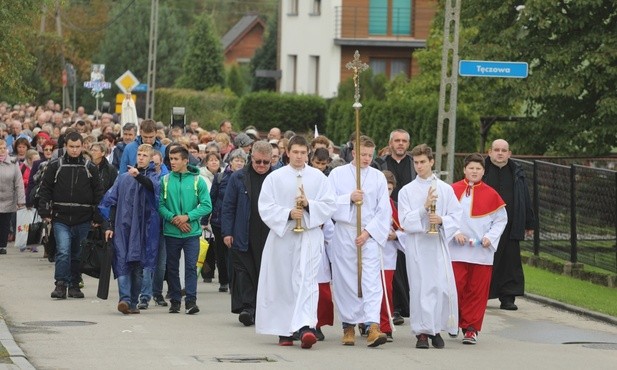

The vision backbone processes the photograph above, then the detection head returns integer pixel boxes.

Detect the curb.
[0,318,35,370]
[524,293,617,327]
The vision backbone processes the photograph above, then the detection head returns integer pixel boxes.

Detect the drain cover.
[22,321,96,327]
[563,342,617,350]
[215,356,276,363]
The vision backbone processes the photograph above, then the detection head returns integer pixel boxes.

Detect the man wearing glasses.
[221,141,273,327]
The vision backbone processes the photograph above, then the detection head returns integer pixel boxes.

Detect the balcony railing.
[334,6,413,40]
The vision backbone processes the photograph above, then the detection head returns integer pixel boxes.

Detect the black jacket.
[483,158,535,240]
[37,153,105,225]
[96,157,118,192]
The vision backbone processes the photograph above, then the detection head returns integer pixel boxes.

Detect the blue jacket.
[99,164,161,278]
[119,136,166,174]
[209,165,233,228]
[221,166,272,252]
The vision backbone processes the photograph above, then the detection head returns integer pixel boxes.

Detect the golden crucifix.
[345,50,368,298]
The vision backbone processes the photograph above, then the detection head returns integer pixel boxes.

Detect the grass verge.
[0,343,10,364]
[524,264,617,317]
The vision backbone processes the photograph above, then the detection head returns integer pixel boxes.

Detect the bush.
[234,92,327,133]
[155,88,238,130]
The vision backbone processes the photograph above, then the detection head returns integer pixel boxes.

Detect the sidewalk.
[1,243,616,370]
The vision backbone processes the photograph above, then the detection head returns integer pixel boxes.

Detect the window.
[289,0,299,15]
[370,58,410,80]
[308,56,320,95]
[311,0,321,15]
[369,0,412,36]
[287,55,297,92]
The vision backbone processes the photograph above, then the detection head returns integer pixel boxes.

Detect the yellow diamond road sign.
[115,70,140,94]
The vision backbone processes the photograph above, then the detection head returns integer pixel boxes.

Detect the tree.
[0,0,44,102]
[461,0,617,155]
[176,13,225,90]
[250,13,277,92]
[226,64,248,97]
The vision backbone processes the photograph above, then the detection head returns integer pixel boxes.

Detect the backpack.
[162,173,199,200]
[30,157,92,208]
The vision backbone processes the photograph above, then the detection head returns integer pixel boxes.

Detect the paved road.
[1,244,616,369]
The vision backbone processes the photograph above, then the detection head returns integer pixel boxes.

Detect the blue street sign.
[132,83,148,92]
[84,80,112,92]
[459,60,528,79]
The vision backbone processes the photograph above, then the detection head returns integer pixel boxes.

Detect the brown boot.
[366,323,387,347]
[342,326,355,346]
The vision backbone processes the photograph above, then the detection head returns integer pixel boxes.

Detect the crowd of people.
[0,99,535,350]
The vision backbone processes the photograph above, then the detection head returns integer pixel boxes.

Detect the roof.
[222,14,265,51]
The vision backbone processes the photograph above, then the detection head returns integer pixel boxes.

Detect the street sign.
[84,81,112,90]
[115,70,140,94]
[459,60,528,78]
[132,83,148,92]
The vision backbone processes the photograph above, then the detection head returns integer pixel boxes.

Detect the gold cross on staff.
[345,50,369,105]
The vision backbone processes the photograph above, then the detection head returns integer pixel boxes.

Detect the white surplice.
[327,164,391,324]
[398,176,462,336]
[256,165,336,336]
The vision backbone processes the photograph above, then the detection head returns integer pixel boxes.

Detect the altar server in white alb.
[450,153,507,345]
[256,135,336,349]
[398,143,462,350]
[328,135,391,348]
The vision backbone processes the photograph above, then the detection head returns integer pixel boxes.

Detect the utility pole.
[435,0,461,183]
[145,0,159,120]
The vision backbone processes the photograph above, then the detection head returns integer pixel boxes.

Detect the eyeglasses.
[253,159,270,165]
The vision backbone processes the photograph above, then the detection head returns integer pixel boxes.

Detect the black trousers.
[230,247,260,314]
[0,212,12,249]
[211,225,229,285]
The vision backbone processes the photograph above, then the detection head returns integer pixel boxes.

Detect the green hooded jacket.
[159,165,212,238]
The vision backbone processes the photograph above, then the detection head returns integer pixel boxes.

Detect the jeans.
[166,236,199,303]
[53,221,91,287]
[152,234,167,296]
[139,268,153,302]
[118,263,143,309]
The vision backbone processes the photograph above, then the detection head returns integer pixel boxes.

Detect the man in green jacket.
[159,146,212,314]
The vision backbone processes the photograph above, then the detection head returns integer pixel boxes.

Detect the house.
[278,0,437,98]
[222,14,266,66]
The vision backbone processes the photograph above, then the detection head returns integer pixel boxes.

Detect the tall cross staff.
[346,50,368,298]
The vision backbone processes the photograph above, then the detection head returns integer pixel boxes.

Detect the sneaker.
[278,336,294,346]
[300,330,317,349]
[366,323,387,347]
[218,283,229,292]
[385,332,393,342]
[415,334,429,349]
[68,286,85,299]
[169,300,181,314]
[430,333,445,349]
[449,329,460,338]
[117,301,130,315]
[137,299,149,310]
[342,326,355,346]
[392,311,404,326]
[51,282,67,299]
[185,301,200,315]
[315,327,325,341]
[153,294,168,307]
[462,328,477,345]
[239,309,254,326]
[0,248,6,255]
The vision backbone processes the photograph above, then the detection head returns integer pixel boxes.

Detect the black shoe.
[315,327,325,341]
[239,309,254,326]
[51,282,67,299]
[415,334,429,349]
[68,286,84,299]
[500,302,518,310]
[430,333,445,349]
[169,300,181,313]
[358,323,367,336]
[0,248,6,255]
[137,299,149,310]
[185,301,200,314]
[386,332,393,342]
[203,278,212,283]
[392,311,404,326]
[218,284,229,292]
[153,294,168,307]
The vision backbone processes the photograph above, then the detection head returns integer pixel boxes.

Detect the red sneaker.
[278,336,294,346]
[462,329,477,345]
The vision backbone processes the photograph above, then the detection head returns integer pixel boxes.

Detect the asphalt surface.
[1,242,616,370]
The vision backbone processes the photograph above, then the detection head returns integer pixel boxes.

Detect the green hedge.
[234,92,327,133]
[154,88,238,130]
